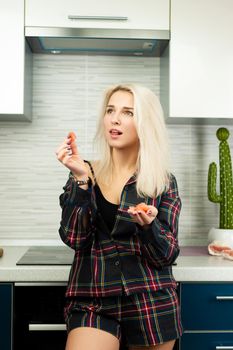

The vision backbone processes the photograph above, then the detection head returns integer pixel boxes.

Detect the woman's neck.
[111,148,138,176]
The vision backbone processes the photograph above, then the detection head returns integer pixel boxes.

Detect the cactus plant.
[208,127,233,229]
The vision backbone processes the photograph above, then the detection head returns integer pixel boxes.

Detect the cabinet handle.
[216,296,233,300]
[15,282,67,287]
[216,347,233,349]
[68,15,128,21]
[29,324,66,331]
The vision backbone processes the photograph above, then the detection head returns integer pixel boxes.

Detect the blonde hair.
[94,83,171,198]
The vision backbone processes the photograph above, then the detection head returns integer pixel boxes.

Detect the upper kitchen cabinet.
[25,0,169,56]
[162,0,233,120]
[25,0,169,30]
[0,0,32,121]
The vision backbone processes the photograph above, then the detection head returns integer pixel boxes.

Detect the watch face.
[76,177,90,186]
[70,174,89,185]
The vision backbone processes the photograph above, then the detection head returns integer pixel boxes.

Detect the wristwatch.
[75,178,90,186]
[71,174,90,186]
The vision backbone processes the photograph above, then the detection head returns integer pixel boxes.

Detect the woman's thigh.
[129,339,176,350]
[65,326,120,350]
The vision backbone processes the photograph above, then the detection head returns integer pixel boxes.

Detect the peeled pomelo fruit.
[68,131,76,142]
[135,203,149,213]
[208,241,231,256]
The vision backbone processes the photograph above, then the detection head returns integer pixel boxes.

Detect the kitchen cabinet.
[161,0,233,120]
[180,283,233,349]
[0,283,13,350]
[14,283,67,350]
[0,0,32,121]
[13,283,131,350]
[25,0,169,30]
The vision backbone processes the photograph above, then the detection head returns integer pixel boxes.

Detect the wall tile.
[0,54,232,246]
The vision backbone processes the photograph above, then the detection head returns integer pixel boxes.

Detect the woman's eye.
[123,110,134,117]
[106,108,114,114]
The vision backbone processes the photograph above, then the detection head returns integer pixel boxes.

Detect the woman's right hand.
[55,133,88,179]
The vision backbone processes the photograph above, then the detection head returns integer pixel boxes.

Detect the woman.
[56,84,183,350]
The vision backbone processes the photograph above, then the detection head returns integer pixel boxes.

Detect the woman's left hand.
[128,204,158,227]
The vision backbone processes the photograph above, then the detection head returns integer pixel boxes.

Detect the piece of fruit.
[222,249,233,260]
[68,131,76,142]
[208,241,232,256]
[135,203,149,213]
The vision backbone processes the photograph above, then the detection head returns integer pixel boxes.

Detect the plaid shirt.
[59,172,181,298]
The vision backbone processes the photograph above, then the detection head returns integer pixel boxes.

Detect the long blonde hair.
[94,84,170,198]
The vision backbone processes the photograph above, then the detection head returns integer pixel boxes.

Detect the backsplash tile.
[0,54,232,245]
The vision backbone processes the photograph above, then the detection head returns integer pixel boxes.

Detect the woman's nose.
[111,112,121,124]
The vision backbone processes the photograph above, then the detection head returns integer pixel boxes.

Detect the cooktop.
[16,246,74,265]
[17,245,202,266]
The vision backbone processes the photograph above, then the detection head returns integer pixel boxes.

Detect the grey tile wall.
[0,54,232,245]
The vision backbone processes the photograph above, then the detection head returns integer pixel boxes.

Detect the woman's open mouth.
[109,129,123,137]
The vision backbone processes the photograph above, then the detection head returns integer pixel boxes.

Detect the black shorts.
[64,288,183,347]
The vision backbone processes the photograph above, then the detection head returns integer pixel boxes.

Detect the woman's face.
[103,90,139,150]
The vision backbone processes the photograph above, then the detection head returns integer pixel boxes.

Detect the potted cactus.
[207,127,233,246]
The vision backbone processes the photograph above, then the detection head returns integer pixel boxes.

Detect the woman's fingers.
[128,205,158,226]
[129,212,147,226]
[57,148,67,161]
[58,149,75,165]
[134,212,145,226]
[56,143,72,162]
[128,205,157,217]
[55,136,79,160]
[55,136,88,178]
[147,205,158,217]
[69,139,78,155]
[55,138,70,156]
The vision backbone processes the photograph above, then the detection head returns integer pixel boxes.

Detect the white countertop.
[1,246,233,283]
[0,246,70,283]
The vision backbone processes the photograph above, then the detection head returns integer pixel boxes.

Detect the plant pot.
[208,227,233,248]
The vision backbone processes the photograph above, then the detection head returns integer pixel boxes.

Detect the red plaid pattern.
[59,171,181,297]
[65,288,183,346]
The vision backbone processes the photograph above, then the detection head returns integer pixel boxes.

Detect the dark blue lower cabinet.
[180,283,233,331]
[0,283,13,350]
[179,283,233,350]
[180,332,233,350]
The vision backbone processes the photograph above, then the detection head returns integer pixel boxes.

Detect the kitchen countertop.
[1,245,233,283]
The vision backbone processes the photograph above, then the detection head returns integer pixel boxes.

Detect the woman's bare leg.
[65,326,120,350]
[129,339,176,350]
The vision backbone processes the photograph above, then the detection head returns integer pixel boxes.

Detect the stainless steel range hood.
[25,27,169,56]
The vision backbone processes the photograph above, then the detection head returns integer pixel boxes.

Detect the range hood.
[25,27,169,57]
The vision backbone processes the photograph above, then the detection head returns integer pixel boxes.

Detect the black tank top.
[94,184,118,232]
[84,160,118,232]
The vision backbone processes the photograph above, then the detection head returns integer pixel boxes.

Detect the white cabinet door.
[0,0,32,121]
[169,0,233,119]
[25,0,169,30]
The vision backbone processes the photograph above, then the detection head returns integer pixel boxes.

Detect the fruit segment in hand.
[131,203,149,213]
[68,131,76,142]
